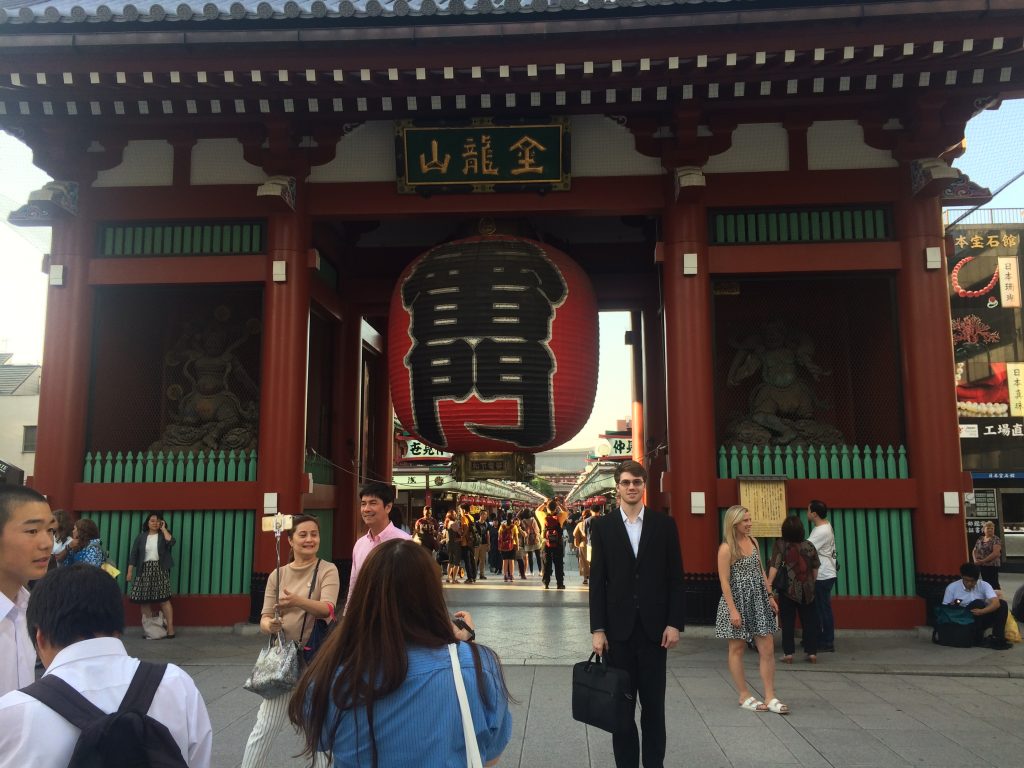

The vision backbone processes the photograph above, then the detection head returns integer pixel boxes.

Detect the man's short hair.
[960,562,981,579]
[358,481,395,507]
[0,485,48,535]
[590,504,603,513]
[808,500,828,519]
[27,564,125,649]
[459,502,471,513]
[614,460,647,484]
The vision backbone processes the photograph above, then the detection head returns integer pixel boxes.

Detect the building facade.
[0,354,40,481]
[3,0,1024,625]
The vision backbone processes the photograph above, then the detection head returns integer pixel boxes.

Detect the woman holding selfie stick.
[126,512,177,639]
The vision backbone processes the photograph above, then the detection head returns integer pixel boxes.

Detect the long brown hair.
[288,538,511,766]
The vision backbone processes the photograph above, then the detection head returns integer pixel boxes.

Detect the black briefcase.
[571,653,634,733]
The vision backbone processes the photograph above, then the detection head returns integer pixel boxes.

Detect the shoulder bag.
[244,523,301,699]
[298,559,337,666]
[449,644,484,768]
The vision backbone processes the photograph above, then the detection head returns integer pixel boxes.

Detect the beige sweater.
[262,559,340,644]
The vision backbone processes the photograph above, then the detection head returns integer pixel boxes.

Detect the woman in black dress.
[126,512,176,638]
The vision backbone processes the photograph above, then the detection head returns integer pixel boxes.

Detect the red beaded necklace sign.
[951,255,999,298]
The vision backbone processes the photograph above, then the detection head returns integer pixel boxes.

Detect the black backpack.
[22,661,188,768]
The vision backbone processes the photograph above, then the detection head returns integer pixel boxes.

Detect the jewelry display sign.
[737,476,788,539]
[949,223,1024,471]
[395,119,570,194]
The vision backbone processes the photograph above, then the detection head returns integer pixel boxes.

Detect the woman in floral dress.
[715,505,788,714]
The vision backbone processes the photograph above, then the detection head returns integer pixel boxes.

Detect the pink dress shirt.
[346,522,411,609]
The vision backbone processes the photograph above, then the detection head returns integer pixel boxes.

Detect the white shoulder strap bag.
[448,643,484,768]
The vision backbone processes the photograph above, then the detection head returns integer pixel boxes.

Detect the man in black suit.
[589,460,685,768]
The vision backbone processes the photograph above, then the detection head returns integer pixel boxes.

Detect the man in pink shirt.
[346,481,411,610]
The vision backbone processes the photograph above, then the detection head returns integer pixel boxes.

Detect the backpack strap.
[22,674,106,731]
[118,661,168,715]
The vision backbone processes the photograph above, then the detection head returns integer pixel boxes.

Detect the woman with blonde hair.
[715,505,788,714]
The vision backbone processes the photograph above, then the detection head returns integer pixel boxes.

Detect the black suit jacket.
[588,508,685,643]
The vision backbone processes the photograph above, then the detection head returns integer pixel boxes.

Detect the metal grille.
[86,285,262,455]
[712,275,905,452]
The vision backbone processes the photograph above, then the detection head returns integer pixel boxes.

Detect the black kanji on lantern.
[400,239,568,448]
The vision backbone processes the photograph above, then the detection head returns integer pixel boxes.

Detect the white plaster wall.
[704,123,789,174]
[94,140,174,187]
[571,115,663,177]
[191,138,267,185]
[807,120,897,170]
[309,123,397,183]
[0,394,39,478]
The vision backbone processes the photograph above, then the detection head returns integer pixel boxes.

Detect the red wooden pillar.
[642,303,667,512]
[333,310,361,557]
[629,311,645,468]
[32,202,93,511]
[255,204,311,572]
[662,185,719,573]
[895,191,966,574]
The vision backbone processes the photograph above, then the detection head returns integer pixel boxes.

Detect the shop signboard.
[396,120,570,194]
[950,223,1024,471]
[737,476,788,539]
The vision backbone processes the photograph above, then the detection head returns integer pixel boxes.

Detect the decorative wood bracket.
[7,181,78,227]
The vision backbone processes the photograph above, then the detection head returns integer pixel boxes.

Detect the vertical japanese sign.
[396,120,570,193]
[950,223,1024,470]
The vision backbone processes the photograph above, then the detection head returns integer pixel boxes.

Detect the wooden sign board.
[737,476,788,539]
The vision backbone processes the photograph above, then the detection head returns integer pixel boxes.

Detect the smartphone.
[452,617,471,633]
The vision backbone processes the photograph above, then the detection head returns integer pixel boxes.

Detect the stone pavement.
[121,564,1024,768]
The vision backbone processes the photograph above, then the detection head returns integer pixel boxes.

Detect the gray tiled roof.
[0,0,749,25]
[0,364,38,395]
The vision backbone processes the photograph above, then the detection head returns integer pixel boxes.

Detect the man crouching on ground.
[0,563,213,766]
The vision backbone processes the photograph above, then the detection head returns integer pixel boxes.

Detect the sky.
[1,99,1023,450]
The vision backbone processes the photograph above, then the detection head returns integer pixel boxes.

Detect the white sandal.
[766,698,789,714]
[739,696,767,711]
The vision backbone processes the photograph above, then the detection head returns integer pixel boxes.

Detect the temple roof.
[0,0,751,25]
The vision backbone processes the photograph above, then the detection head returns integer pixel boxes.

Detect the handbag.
[571,653,634,734]
[298,559,337,666]
[244,519,301,698]
[448,644,484,768]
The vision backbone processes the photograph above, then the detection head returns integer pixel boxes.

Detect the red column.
[255,205,311,571]
[642,303,667,512]
[629,311,645,467]
[32,202,93,511]
[332,310,361,557]
[896,191,966,574]
[662,187,719,573]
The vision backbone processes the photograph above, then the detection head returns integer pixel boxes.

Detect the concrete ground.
[123,562,1024,768]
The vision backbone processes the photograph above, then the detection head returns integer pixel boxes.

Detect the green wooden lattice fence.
[83,450,257,483]
[91,509,255,595]
[718,508,916,598]
[718,444,908,480]
[709,206,893,245]
[98,221,265,258]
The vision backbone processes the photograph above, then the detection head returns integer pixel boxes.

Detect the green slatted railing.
[718,444,908,480]
[97,221,265,258]
[709,206,894,245]
[720,508,916,598]
[83,450,257,483]
[90,509,255,595]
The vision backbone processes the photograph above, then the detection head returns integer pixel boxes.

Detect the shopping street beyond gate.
[121,568,1024,768]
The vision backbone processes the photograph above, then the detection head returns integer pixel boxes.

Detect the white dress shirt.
[0,587,35,697]
[0,637,212,767]
[621,507,645,557]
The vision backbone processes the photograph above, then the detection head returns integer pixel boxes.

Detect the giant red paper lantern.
[389,235,598,454]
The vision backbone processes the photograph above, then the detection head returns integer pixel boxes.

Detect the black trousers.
[973,600,1009,643]
[542,545,564,586]
[778,594,818,655]
[606,618,667,768]
[461,546,476,581]
[979,565,1001,590]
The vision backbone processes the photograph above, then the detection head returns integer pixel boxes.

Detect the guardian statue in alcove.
[724,319,843,446]
[149,306,260,454]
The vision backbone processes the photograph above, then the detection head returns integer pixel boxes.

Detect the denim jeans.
[815,578,836,646]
